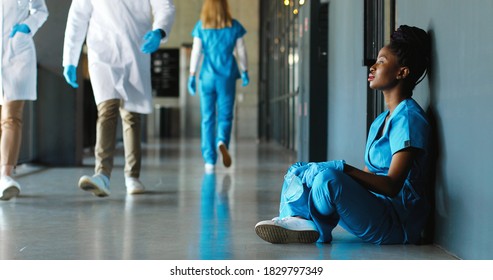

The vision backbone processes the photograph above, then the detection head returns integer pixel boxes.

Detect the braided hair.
[388,25,431,91]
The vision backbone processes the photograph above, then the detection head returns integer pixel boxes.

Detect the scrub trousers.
[95,99,142,179]
[0,100,24,176]
[279,161,406,244]
[199,76,236,165]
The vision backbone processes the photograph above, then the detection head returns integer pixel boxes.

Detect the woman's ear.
[397,67,410,79]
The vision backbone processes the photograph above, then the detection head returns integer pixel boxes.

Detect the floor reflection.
[0,206,8,259]
[199,173,231,259]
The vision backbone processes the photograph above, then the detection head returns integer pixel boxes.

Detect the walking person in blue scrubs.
[255,25,433,245]
[187,0,249,173]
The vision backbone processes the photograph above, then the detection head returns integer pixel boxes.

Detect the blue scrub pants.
[279,162,406,244]
[199,76,236,165]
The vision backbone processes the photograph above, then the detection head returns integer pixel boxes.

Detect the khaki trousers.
[95,99,141,178]
[0,101,25,174]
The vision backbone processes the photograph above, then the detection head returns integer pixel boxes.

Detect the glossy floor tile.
[0,139,457,260]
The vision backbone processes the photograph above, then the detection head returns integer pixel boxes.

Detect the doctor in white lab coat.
[0,0,48,201]
[62,0,175,197]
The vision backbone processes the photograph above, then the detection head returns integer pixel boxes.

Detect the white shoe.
[204,163,215,174]
[78,174,110,197]
[218,141,232,168]
[125,177,145,195]
[0,176,21,201]
[255,217,320,244]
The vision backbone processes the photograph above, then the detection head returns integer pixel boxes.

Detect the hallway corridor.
[1,139,456,260]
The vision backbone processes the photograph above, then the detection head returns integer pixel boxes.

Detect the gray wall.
[36,0,68,71]
[396,0,493,260]
[326,0,368,167]
[326,0,493,259]
[35,0,82,165]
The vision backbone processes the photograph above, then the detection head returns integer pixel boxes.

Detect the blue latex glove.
[63,65,79,88]
[288,160,345,188]
[300,160,345,188]
[140,29,163,54]
[9,23,31,38]
[188,76,196,96]
[241,71,250,87]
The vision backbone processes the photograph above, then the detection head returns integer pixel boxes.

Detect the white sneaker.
[0,176,21,201]
[78,174,110,197]
[218,141,232,168]
[255,217,320,244]
[204,163,215,174]
[125,177,145,195]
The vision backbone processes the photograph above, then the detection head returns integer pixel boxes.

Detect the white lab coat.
[63,0,175,114]
[0,0,48,104]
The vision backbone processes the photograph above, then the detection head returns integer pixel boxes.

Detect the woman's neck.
[382,87,411,115]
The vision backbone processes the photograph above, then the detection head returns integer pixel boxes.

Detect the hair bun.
[391,25,431,57]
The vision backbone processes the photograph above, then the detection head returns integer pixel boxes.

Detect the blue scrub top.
[192,19,247,80]
[365,98,431,243]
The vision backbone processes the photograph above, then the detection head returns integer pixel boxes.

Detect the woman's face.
[368,46,403,91]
